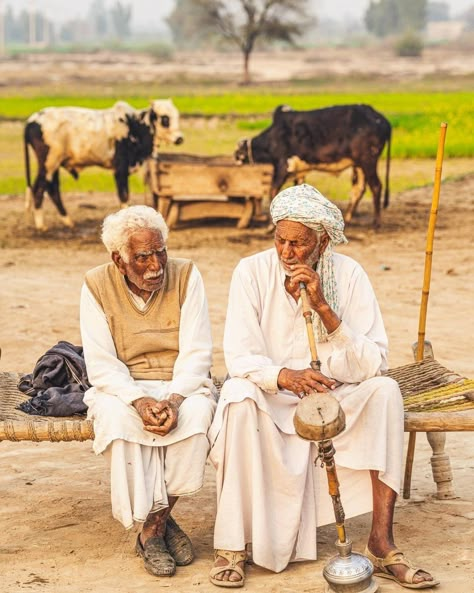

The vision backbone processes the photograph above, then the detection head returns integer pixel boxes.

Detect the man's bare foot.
[140,508,169,546]
[366,544,439,588]
[140,497,178,546]
[209,550,247,587]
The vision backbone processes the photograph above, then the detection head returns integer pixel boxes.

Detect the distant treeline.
[1,1,132,46]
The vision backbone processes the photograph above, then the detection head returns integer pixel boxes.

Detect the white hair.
[101,205,169,262]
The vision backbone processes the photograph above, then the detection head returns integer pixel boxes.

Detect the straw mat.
[386,358,474,412]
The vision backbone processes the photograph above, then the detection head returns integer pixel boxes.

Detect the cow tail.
[383,129,391,209]
[24,125,33,211]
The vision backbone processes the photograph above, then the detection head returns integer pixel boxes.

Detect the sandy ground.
[0,167,473,593]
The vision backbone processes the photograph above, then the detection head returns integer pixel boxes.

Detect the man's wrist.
[132,396,146,409]
[315,305,341,334]
[168,393,184,408]
[277,368,288,390]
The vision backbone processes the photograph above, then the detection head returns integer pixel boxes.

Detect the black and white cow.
[24,99,183,230]
[235,104,391,227]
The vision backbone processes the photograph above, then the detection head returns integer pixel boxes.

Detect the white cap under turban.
[270,184,348,342]
[270,183,347,245]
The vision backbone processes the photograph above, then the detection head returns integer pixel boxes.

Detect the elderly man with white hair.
[80,205,216,577]
[208,184,438,589]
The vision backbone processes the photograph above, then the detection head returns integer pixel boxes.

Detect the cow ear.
[274,104,292,123]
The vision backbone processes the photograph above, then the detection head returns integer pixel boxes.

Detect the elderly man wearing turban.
[208,185,438,589]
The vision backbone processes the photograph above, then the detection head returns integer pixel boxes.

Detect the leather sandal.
[136,534,176,577]
[365,547,440,589]
[209,549,247,588]
[164,515,194,566]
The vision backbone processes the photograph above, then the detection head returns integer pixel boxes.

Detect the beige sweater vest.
[85,258,193,381]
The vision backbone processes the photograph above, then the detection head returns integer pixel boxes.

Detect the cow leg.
[47,171,74,228]
[271,161,290,198]
[114,169,129,209]
[344,167,366,224]
[365,165,383,229]
[31,169,49,231]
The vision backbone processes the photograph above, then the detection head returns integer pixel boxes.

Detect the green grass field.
[0,81,473,200]
[1,90,473,158]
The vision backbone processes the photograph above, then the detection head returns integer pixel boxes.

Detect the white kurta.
[80,265,217,528]
[209,248,404,572]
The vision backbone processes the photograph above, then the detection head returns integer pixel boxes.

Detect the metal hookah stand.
[293,283,378,593]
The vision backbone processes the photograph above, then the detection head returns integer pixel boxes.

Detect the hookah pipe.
[294,282,377,593]
[299,282,321,372]
[298,281,346,544]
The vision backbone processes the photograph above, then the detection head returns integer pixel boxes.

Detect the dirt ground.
[3,45,474,86]
[0,170,473,593]
[0,45,473,593]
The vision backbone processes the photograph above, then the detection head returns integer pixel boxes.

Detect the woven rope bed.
[1,359,473,443]
[1,361,473,497]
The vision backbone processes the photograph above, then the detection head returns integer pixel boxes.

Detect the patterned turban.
[270,184,348,342]
[270,183,347,245]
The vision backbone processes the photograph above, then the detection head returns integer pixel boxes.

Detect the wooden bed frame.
[2,359,473,500]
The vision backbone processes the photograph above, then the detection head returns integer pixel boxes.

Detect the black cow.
[234,104,391,227]
[24,100,184,231]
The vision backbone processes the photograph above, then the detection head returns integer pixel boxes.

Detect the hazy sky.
[5,0,474,29]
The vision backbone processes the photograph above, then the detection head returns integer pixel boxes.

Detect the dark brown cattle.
[234,104,391,227]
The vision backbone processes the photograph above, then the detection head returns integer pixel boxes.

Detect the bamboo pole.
[416,122,448,362]
[403,122,448,499]
[0,419,94,442]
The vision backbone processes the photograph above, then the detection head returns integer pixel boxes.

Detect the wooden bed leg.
[426,432,455,499]
[403,432,417,499]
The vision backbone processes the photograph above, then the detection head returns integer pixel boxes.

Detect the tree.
[167,0,216,48]
[169,0,311,84]
[427,2,450,22]
[365,0,427,37]
[463,6,474,30]
[110,1,132,39]
[88,0,108,38]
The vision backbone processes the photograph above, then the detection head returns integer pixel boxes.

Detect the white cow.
[24,99,183,231]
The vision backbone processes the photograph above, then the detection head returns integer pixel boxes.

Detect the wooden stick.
[404,123,448,499]
[416,122,448,362]
[299,282,321,371]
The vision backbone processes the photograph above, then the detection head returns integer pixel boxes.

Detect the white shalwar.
[80,266,217,529]
[208,248,404,573]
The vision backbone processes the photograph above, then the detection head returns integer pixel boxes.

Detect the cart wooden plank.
[147,155,273,228]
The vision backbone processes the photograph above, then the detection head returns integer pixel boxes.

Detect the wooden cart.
[147,153,273,229]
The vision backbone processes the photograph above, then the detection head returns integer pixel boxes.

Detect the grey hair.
[101,205,169,262]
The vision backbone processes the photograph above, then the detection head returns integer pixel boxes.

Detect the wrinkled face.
[113,228,168,301]
[274,220,328,275]
[234,139,250,164]
[150,99,184,147]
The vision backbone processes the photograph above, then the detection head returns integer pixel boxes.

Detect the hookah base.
[325,577,378,593]
[323,539,379,593]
